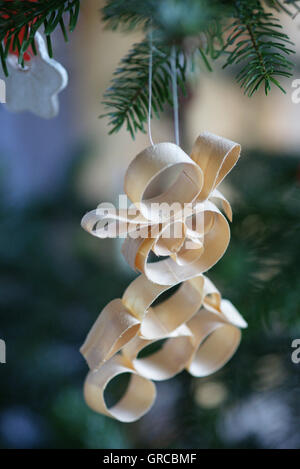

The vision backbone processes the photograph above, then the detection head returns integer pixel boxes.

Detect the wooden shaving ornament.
[80,132,247,422]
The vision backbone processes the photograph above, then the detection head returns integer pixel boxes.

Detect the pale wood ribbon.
[81,274,247,421]
[80,132,246,422]
[81,132,240,285]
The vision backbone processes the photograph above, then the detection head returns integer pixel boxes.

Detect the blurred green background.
[0,0,300,449]
[0,140,299,449]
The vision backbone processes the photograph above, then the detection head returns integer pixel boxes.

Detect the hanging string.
[148,28,154,147]
[171,45,180,146]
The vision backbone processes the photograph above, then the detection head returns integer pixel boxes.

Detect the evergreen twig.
[0,0,299,138]
[224,0,295,96]
[102,0,296,136]
[101,38,189,138]
[0,0,81,75]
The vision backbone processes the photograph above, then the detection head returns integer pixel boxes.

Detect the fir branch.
[223,1,295,96]
[265,0,300,16]
[1,0,298,138]
[101,38,189,138]
[0,0,81,75]
[102,0,234,40]
[101,1,233,138]
[102,0,298,138]
[102,0,153,31]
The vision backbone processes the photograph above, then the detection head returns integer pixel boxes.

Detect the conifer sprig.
[101,39,189,138]
[0,0,299,138]
[101,0,297,136]
[224,1,295,96]
[0,0,80,75]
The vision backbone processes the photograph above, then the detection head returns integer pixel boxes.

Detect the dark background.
[0,4,300,449]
